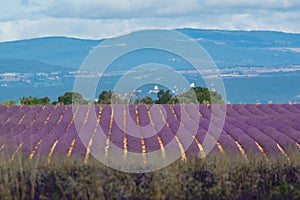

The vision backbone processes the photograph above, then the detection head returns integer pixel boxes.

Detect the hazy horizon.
[2,27,300,43]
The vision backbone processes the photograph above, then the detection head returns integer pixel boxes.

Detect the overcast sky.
[1,0,300,42]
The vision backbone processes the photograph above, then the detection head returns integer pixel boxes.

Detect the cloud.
[37,0,201,19]
[0,0,300,42]
[35,0,300,19]
[20,0,32,5]
[0,17,196,42]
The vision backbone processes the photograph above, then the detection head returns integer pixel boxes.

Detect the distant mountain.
[0,29,300,71]
[0,59,71,73]
[0,37,101,69]
[178,28,300,67]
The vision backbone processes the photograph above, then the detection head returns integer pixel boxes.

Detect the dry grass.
[0,150,300,199]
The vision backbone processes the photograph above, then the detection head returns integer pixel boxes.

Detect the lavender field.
[1,104,300,163]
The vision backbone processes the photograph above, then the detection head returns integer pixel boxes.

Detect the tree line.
[0,86,223,106]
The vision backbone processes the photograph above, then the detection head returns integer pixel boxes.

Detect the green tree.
[155,89,173,104]
[58,92,87,105]
[98,90,113,104]
[168,96,179,104]
[193,87,212,103]
[1,100,16,106]
[139,96,155,104]
[20,96,33,105]
[39,97,51,105]
[209,90,224,104]
[176,87,224,104]
[95,86,223,105]
[19,96,50,105]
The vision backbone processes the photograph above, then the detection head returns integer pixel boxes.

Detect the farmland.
[1,104,300,162]
[0,104,300,199]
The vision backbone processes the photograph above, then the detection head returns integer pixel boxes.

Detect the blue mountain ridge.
[0,58,72,73]
[1,29,300,70]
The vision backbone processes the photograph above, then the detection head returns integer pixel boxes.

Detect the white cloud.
[34,0,300,19]
[0,17,182,42]
[0,0,300,42]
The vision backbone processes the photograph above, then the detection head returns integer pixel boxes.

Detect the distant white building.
[149,85,159,94]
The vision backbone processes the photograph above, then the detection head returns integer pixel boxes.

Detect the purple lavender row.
[128,104,137,123]
[209,104,227,121]
[244,127,281,155]
[21,108,42,126]
[0,106,7,114]
[293,104,300,111]
[99,105,112,134]
[2,107,26,126]
[0,107,38,138]
[64,105,99,158]
[19,107,70,157]
[255,104,279,115]
[172,104,182,121]
[138,105,150,127]
[125,105,142,153]
[167,106,206,158]
[144,127,161,153]
[268,104,294,115]
[228,128,262,156]
[281,104,300,113]
[59,106,73,124]
[43,106,65,129]
[243,118,268,132]
[169,120,201,158]
[7,105,19,112]
[20,105,32,112]
[244,104,269,116]
[109,120,125,152]
[33,106,54,126]
[184,104,199,122]
[163,104,205,158]
[162,104,181,121]
[276,126,300,144]
[226,105,250,120]
[263,126,299,153]
[258,116,300,131]
[217,131,240,154]
[198,104,211,119]
[29,116,72,158]
[73,105,89,129]
[51,124,78,159]
[184,109,253,157]
[225,105,244,118]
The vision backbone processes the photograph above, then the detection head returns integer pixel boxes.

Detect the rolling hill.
[1,29,300,70]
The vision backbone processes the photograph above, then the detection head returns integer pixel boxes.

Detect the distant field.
[1,29,300,104]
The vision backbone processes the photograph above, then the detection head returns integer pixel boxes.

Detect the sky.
[0,0,300,42]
